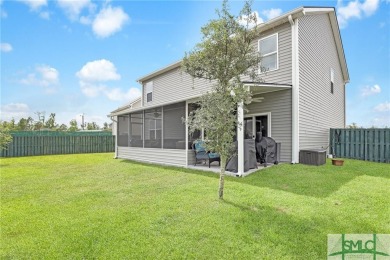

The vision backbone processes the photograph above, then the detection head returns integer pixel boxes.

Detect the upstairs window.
[145,81,153,102]
[259,33,278,73]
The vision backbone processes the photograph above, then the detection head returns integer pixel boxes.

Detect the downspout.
[290,15,300,163]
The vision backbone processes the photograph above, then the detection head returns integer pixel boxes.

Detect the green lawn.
[1,153,389,259]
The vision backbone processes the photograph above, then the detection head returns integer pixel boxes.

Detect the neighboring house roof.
[136,6,349,84]
[110,96,141,115]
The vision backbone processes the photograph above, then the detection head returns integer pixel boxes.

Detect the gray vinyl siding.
[187,150,196,166]
[241,22,292,85]
[143,69,215,108]
[143,23,292,108]
[298,14,345,151]
[246,89,292,162]
[118,147,187,166]
[132,99,141,109]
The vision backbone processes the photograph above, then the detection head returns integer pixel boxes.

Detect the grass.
[1,153,389,259]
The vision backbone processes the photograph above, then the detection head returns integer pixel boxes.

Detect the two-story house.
[109,6,349,175]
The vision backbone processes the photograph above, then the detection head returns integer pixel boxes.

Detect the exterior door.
[244,115,269,139]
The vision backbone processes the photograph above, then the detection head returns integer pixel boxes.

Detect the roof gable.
[136,6,349,84]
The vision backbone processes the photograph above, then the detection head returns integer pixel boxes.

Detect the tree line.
[1,113,112,132]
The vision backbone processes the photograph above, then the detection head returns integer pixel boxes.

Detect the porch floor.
[187,161,276,177]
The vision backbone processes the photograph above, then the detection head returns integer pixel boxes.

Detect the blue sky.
[1,0,389,127]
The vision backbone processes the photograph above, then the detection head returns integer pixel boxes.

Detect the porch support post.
[185,100,189,166]
[237,101,244,176]
[290,15,300,163]
[114,116,118,159]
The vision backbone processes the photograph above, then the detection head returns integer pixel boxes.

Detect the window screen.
[130,112,143,147]
[147,92,152,102]
[117,115,129,147]
[163,102,186,149]
[188,103,202,148]
[144,107,162,148]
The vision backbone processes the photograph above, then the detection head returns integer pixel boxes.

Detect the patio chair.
[192,140,221,168]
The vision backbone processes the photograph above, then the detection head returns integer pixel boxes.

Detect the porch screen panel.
[188,103,202,148]
[144,107,162,148]
[130,112,143,147]
[163,102,185,149]
[117,115,129,147]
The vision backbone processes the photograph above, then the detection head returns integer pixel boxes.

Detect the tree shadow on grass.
[219,199,330,258]
[118,158,390,199]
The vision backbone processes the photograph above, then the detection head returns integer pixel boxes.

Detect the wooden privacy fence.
[1,131,115,157]
[330,128,390,163]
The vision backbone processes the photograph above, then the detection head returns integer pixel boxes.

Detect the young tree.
[33,121,44,131]
[57,124,68,131]
[6,118,16,131]
[183,0,262,199]
[68,119,78,132]
[347,122,359,129]
[16,117,33,131]
[0,123,13,150]
[87,122,100,130]
[103,122,111,131]
[45,113,58,129]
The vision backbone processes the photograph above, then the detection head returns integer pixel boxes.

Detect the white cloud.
[39,11,50,19]
[19,0,47,10]
[374,101,390,112]
[337,0,380,28]
[80,81,141,101]
[104,87,141,101]
[262,8,282,20]
[238,11,263,28]
[361,0,379,16]
[20,65,59,89]
[76,59,120,82]
[92,5,129,38]
[57,0,93,21]
[1,42,12,52]
[76,59,140,101]
[19,0,50,20]
[0,103,30,121]
[1,9,7,18]
[79,15,92,25]
[361,84,381,96]
[370,116,390,127]
[79,81,105,98]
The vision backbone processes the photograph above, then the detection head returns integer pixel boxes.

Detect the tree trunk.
[219,156,226,199]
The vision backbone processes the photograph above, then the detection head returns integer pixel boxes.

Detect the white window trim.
[258,33,279,74]
[244,112,272,137]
